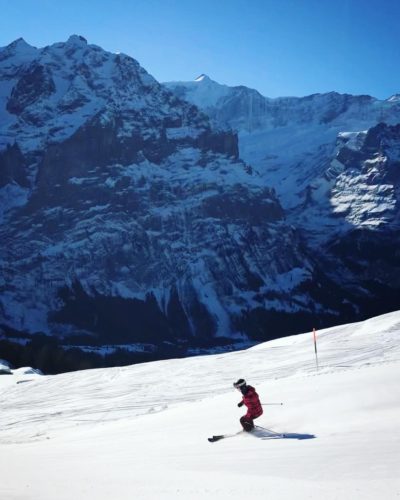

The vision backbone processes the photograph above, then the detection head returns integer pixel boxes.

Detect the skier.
[234,378,263,431]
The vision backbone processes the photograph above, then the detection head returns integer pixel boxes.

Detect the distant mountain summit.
[1,37,400,372]
[194,74,210,82]
[165,73,231,109]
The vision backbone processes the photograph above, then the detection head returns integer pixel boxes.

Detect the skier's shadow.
[253,427,315,440]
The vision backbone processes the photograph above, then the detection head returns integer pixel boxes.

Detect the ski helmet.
[233,379,246,388]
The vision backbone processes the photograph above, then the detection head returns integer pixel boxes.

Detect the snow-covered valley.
[1,310,399,499]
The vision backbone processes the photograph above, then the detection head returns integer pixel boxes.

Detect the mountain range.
[1,36,399,372]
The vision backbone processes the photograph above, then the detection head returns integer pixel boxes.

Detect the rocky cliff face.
[322,123,400,286]
[0,36,328,368]
[1,39,400,372]
[166,76,400,335]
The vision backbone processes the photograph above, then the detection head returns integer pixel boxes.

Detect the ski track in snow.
[0,310,400,499]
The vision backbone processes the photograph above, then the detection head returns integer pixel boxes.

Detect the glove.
[237,401,244,408]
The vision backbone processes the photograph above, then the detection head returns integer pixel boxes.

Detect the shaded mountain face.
[1,39,400,373]
[166,78,400,330]
[0,36,330,367]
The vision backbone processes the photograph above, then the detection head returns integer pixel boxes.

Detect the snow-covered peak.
[0,37,38,66]
[66,34,88,46]
[165,74,230,109]
[0,35,205,154]
[194,73,211,82]
[387,94,400,103]
[4,37,33,50]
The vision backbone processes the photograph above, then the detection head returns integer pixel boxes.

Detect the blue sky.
[0,0,399,98]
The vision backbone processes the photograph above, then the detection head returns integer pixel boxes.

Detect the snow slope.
[0,310,399,499]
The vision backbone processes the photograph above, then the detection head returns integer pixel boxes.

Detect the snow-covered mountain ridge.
[1,37,400,371]
[165,76,400,234]
[1,36,208,153]
[0,36,321,368]
[0,310,399,499]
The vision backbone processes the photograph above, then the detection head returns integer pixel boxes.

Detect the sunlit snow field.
[1,311,399,499]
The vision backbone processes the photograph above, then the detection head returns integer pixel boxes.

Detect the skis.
[208,435,225,442]
[208,430,243,442]
[208,426,284,442]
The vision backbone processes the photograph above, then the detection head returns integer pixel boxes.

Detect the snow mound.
[12,366,43,376]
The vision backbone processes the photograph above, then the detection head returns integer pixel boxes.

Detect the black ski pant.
[240,415,256,432]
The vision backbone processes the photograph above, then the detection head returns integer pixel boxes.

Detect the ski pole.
[313,327,319,371]
[257,426,285,437]
[261,403,284,406]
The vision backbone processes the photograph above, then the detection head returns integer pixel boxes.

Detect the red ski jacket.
[242,386,263,419]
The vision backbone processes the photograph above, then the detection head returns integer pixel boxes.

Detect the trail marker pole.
[313,327,319,371]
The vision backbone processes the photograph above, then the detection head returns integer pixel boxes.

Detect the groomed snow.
[0,310,399,499]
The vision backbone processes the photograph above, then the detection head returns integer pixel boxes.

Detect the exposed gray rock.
[7,62,56,115]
